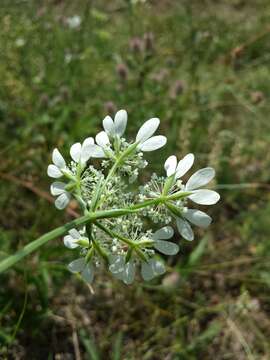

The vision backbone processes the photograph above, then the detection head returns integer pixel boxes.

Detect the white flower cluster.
[47,110,220,285]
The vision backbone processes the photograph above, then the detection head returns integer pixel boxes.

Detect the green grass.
[1,0,270,358]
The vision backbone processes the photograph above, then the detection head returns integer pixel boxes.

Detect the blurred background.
[0,0,270,359]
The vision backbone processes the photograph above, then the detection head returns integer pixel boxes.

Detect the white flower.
[70,137,104,164]
[66,15,81,29]
[68,258,94,284]
[50,181,71,210]
[136,118,167,152]
[63,228,89,249]
[102,109,128,138]
[164,153,194,178]
[152,226,179,256]
[47,148,68,178]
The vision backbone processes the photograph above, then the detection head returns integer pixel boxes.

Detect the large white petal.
[109,255,125,274]
[47,164,62,178]
[153,226,174,240]
[69,228,81,239]
[188,189,220,205]
[154,240,179,255]
[50,181,66,196]
[68,258,85,273]
[176,217,194,241]
[114,109,127,136]
[122,261,136,285]
[103,115,114,135]
[81,264,94,284]
[141,261,155,281]
[96,131,110,147]
[186,167,215,190]
[175,153,194,179]
[52,148,66,168]
[63,235,79,249]
[136,118,160,143]
[55,192,71,210]
[81,137,94,163]
[139,135,167,152]
[89,144,105,158]
[183,209,212,228]
[70,142,82,163]
[164,155,177,177]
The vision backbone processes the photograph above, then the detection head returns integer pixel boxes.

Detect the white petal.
[50,181,66,196]
[175,153,194,179]
[164,155,177,177]
[154,240,179,255]
[188,189,220,205]
[70,142,82,162]
[96,131,110,147]
[109,255,125,274]
[176,217,194,241]
[89,144,105,158]
[103,115,115,135]
[153,226,174,240]
[69,228,81,239]
[55,192,71,210]
[186,167,215,190]
[183,209,212,228]
[81,137,95,163]
[151,259,166,275]
[141,261,155,281]
[114,109,127,136]
[64,235,79,249]
[136,118,160,143]
[52,148,66,168]
[47,164,62,178]
[139,135,167,152]
[122,261,136,285]
[81,264,94,284]
[68,258,85,273]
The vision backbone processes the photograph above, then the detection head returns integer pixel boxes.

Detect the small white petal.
[50,182,66,196]
[183,209,212,228]
[151,259,166,275]
[186,167,215,190]
[141,259,166,281]
[55,192,71,210]
[81,137,94,163]
[136,118,160,143]
[69,228,81,239]
[122,261,136,285]
[96,131,110,147]
[64,235,79,249]
[70,142,82,163]
[139,135,167,152]
[154,240,179,255]
[81,264,94,284]
[103,115,115,135]
[153,226,174,240]
[89,144,105,158]
[68,258,85,273]
[175,153,194,179]
[52,148,66,168]
[176,217,194,241]
[164,155,177,177]
[47,164,62,178]
[114,109,127,136]
[188,189,220,205]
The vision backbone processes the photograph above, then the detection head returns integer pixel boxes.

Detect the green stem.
[94,221,134,247]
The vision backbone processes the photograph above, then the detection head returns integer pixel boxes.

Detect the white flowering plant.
[0,110,220,285]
